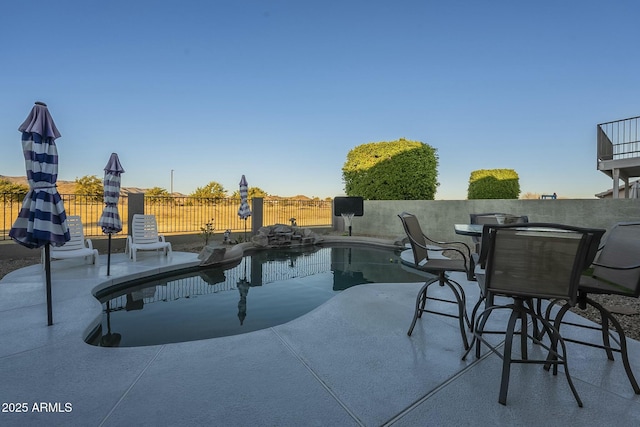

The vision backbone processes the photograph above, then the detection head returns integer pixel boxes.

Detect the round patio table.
[454,224,483,237]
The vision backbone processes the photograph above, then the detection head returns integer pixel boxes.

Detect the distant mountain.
[0,175,171,196]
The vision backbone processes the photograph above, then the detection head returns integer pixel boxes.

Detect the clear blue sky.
[1,1,638,199]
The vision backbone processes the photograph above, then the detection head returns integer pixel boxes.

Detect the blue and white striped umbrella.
[237,175,252,220]
[238,175,251,242]
[9,101,70,326]
[98,153,124,276]
[98,153,125,234]
[10,102,70,249]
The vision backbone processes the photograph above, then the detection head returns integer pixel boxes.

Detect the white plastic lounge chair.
[126,214,172,262]
[45,216,99,267]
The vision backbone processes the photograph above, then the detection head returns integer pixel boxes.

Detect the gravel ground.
[1,242,638,342]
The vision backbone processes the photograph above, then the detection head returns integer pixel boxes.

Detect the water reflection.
[88,246,422,347]
[237,278,250,325]
[100,301,121,347]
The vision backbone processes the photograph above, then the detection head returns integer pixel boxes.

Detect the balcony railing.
[598,116,640,162]
[0,194,333,241]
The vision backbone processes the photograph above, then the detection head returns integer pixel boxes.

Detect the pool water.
[86,245,423,347]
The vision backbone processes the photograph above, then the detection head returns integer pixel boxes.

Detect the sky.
[1,1,639,199]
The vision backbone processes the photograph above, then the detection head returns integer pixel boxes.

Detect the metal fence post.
[251,197,263,236]
[128,193,145,235]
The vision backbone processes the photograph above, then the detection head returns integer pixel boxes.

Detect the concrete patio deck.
[1,250,640,426]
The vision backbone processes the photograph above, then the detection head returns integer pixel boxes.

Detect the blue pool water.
[87,245,423,347]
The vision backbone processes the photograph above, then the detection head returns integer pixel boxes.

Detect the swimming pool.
[86,245,424,347]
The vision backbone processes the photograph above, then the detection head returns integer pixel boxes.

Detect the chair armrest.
[409,234,473,278]
[85,238,94,250]
[423,233,474,272]
[422,232,473,260]
[422,232,467,248]
[159,235,166,242]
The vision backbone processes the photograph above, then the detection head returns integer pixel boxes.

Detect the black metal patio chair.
[398,212,476,350]
[464,223,605,406]
[544,222,640,395]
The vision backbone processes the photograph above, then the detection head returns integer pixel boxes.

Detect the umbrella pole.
[45,244,53,326]
[107,234,112,276]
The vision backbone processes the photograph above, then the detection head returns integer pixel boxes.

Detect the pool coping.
[86,236,407,342]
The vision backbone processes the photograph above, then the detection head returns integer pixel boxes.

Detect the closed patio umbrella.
[9,101,70,326]
[97,153,125,276]
[237,175,251,241]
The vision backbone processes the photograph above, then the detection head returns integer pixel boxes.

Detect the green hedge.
[468,169,520,199]
[342,138,439,200]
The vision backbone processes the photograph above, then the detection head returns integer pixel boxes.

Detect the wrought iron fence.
[0,193,127,240]
[145,196,332,235]
[1,194,333,240]
[262,198,333,228]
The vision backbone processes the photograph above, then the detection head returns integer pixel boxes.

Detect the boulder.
[198,244,227,266]
[251,224,321,248]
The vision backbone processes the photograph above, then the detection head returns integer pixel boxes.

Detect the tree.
[190,181,227,204]
[191,181,227,198]
[74,175,103,202]
[146,187,170,204]
[467,169,520,199]
[230,186,268,199]
[342,138,439,200]
[0,179,29,202]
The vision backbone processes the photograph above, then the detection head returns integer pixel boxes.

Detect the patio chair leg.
[446,279,470,350]
[407,276,470,350]
[474,305,493,359]
[607,316,640,394]
[407,279,436,336]
[544,297,640,394]
[498,301,583,407]
[526,297,540,342]
[539,298,563,342]
[447,277,472,331]
[469,296,484,332]
[558,338,583,407]
[462,305,494,361]
[499,308,520,405]
[544,302,571,372]
[587,298,640,394]
[545,313,583,407]
[597,306,615,360]
[519,309,528,360]
[417,285,428,318]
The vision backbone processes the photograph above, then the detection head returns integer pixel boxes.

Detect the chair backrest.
[57,216,87,251]
[470,213,529,225]
[592,222,640,297]
[470,212,506,225]
[132,214,161,244]
[469,213,529,246]
[398,212,430,266]
[483,223,604,304]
